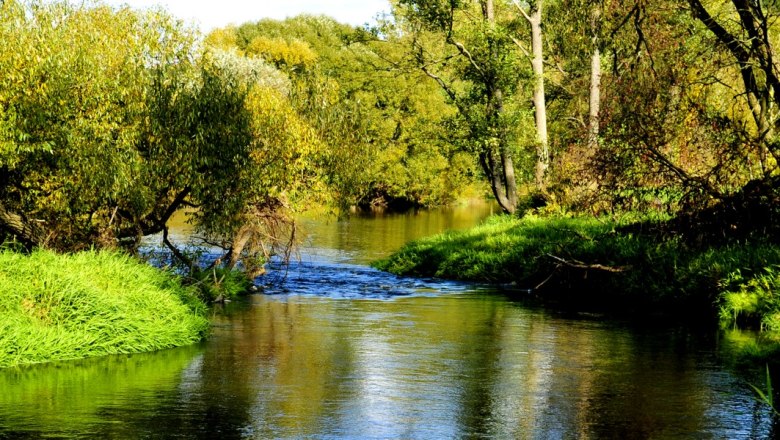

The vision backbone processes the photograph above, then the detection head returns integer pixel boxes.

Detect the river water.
[0,204,777,438]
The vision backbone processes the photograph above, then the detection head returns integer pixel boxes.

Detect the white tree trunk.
[588,4,601,150]
[528,1,548,190]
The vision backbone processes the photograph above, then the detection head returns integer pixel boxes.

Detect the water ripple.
[259,253,474,300]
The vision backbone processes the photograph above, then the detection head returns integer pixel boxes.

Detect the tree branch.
[511,0,533,23]
[449,39,486,78]
[545,254,629,273]
[0,202,47,249]
[510,35,530,58]
[163,225,193,269]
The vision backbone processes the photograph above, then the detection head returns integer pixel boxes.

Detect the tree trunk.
[0,202,46,249]
[588,3,601,151]
[527,1,549,190]
[481,148,518,214]
[227,226,252,269]
[485,0,518,213]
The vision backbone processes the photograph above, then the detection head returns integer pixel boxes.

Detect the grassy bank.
[0,250,210,368]
[374,215,780,327]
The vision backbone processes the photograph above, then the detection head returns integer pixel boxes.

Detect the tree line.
[0,0,778,275]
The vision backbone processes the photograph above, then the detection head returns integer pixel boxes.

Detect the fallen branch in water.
[534,254,629,290]
[545,254,630,273]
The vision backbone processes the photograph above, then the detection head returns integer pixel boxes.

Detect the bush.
[720,265,780,331]
[189,266,254,302]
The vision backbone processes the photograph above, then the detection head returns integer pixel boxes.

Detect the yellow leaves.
[242,85,323,199]
[204,26,241,53]
[245,85,320,161]
[246,36,319,70]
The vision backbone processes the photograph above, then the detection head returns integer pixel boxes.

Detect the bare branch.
[546,254,630,273]
[510,35,530,57]
[511,0,532,22]
[450,39,486,78]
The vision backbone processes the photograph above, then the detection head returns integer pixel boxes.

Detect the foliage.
[567,1,773,214]
[0,0,316,277]
[208,14,477,210]
[392,0,533,213]
[0,249,209,368]
[720,265,780,332]
[749,365,780,416]
[188,266,254,303]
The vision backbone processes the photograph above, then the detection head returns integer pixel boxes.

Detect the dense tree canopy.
[208,14,478,209]
[0,0,319,276]
[2,0,780,276]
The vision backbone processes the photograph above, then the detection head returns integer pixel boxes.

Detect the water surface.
[0,204,776,438]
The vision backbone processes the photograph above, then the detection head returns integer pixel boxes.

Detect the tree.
[395,0,531,213]
[0,1,318,277]
[578,0,771,214]
[215,15,473,210]
[513,0,550,189]
[587,0,602,151]
[687,0,780,167]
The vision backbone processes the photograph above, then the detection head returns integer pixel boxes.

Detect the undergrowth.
[0,249,210,368]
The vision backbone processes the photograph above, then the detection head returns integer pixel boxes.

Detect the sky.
[102,0,392,32]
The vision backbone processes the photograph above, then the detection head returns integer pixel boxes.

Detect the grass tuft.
[0,249,209,368]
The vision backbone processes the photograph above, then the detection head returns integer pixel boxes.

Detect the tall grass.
[0,249,209,368]
[720,264,780,331]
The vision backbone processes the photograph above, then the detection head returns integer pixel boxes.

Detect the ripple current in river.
[260,250,483,300]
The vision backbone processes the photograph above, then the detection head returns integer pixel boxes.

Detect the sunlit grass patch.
[720,262,780,331]
[0,249,209,368]
[374,214,619,283]
[375,214,780,325]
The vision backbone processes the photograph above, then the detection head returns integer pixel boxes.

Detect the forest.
[2,0,780,362]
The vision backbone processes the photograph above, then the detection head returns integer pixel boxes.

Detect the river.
[0,203,776,438]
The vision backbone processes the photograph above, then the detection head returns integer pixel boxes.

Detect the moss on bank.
[374,215,780,326]
[0,250,210,368]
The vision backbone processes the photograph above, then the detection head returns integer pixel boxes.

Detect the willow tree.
[0,1,318,276]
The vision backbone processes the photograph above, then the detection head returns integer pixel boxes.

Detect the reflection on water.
[1,203,777,438]
[297,202,500,264]
[1,295,775,439]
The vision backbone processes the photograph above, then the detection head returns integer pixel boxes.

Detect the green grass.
[0,249,210,368]
[374,214,780,320]
[720,265,780,332]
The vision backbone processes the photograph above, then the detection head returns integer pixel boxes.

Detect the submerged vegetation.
[0,250,209,368]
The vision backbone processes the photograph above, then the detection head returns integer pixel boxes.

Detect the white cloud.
[104,0,391,31]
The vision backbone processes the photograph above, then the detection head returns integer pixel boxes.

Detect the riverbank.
[0,250,210,368]
[374,215,780,330]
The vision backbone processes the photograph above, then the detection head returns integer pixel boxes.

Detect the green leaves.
[748,365,779,416]
[0,1,314,260]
